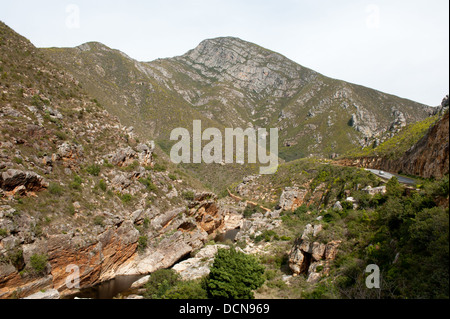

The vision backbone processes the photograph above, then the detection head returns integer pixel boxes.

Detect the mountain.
[0,22,448,300]
[43,37,433,164]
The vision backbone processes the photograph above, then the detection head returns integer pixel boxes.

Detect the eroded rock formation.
[288,224,341,283]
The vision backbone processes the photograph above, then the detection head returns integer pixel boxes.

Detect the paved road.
[365,168,416,185]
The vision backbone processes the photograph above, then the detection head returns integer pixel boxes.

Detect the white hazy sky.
[0,0,448,106]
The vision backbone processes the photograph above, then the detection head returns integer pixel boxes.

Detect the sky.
[0,0,448,106]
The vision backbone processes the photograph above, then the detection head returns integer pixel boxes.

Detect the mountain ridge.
[42,31,434,191]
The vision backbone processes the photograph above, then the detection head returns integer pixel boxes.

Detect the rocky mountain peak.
[177,36,315,96]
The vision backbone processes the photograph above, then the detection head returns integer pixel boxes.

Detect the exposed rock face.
[349,105,379,145]
[362,185,386,196]
[0,192,231,299]
[172,244,229,281]
[341,110,449,179]
[278,187,308,211]
[288,224,341,283]
[23,288,60,299]
[45,32,431,165]
[0,169,48,196]
[56,142,84,168]
[107,142,154,167]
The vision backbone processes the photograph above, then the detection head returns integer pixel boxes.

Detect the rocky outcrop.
[341,111,449,179]
[0,192,231,299]
[107,142,154,167]
[56,142,84,168]
[0,169,48,196]
[288,224,341,283]
[172,244,229,281]
[277,187,308,211]
[23,288,60,299]
[362,185,386,196]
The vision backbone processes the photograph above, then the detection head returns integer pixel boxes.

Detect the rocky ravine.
[0,191,240,298]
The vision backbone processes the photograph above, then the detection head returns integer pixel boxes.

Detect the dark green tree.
[386,176,403,198]
[206,248,265,299]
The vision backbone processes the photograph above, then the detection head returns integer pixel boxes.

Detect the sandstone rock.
[111,173,132,191]
[110,147,137,167]
[301,224,315,240]
[151,207,186,231]
[0,169,48,193]
[278,187,308,211]
[130,275,150,289]
[288,246,306,276]
[362,185,386,196]
[324,241,341,260]
[57,142,84,166]
[0,275,53,299]
[118,229,207,276]
[108,143,154,168]
[307,271,322,284]
[194,192,217,202]
[333,201,343,211]
[313,224,323,237]
[172,244,229,281]
[136,142,154,167]
[311,242,326,261]
[23,288,60,299]
[288,224,341,277]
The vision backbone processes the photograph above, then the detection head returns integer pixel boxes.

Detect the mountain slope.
[0,21,229,299]
[339,97,449,179]
[43,37,433,164]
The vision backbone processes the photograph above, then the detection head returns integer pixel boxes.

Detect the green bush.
[86,164,101,176]
[386,177,403,198]
[48,183,64,196]
[206,247,265,299]
[97,179,107,192]
[341,200,353,211]
[294,204,308,215]
[139,177,157,192]
[93,215,105,227]
[120,193,133,204]
[182,191,195,201]
[243,205,263,218]
[144,269,180,299]
[30,253,48,274]
[138,235,148,252]
[143,269,207,299]
[153,163,167,172]
[163,280,208,299]
[70,175,83,190]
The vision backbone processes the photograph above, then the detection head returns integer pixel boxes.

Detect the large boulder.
[23,289,60,299]
[288,223,341,279]
[108,142,154,167]
[110,147,137,167]
[56,142,84,167]
[172,244,229,281]
[278,187,308,211]
[0,169,48,193]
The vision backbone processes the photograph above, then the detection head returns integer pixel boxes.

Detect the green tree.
[386,176,403,198]
[164,280,208,299]
[206,248,265,299]
[144,269,180,299]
